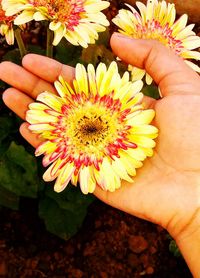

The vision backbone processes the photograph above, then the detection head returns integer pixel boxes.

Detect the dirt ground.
[0,199,192,278]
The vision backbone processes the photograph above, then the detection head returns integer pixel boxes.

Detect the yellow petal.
[131,124,158,135]
[52,25,66,46]
[14,10,34,24]
[145,73,153,85]
[54,163,75,193]
[75,64,88,96]
[37,92,65,112]
[129,135,156,148]
[79,166,97,194]
[127,109,155,125]
[111,157,133,182]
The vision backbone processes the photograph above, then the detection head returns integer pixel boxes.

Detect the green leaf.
[45,185,95,211]
[39,185,95,239]
[0,115,18,155]
[169,239,181,257]
[55,40,82,66]
[27,45,46,56]
[0,80,7,90]
[81,44,115,67]
[142,84,160,99]
[95,27,110,46]
[39,196,88,240]
[2,49,21,65]
[0,186,19,210]
[0,142,40,198]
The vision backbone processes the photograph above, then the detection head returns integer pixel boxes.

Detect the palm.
[155,95,200,171]
[1,37,200,237]
[90,94,199,235]
[135,95,200,229]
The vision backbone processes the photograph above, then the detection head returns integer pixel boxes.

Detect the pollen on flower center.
[65,101,124,156]
[78,115,107,140]
[31,0,85,28]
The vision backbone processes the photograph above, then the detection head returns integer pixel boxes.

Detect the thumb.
[110,33,200,97]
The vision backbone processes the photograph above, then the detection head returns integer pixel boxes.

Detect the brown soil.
[0,199,192,278]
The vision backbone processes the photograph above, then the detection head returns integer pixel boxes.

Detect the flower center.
[134,19,183,54]
[31,0,85,29]
[50,94,134,169]
[66,103,121,153]
[78,115,107,140]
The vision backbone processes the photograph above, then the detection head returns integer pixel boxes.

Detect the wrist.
[168,207,200,242]
[171,209,200,278]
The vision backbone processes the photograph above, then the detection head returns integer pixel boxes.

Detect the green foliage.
[81,44,115,67]
[39,186,94,239]
[0,186,19,210]
[0,141,94,238]
[143,84,160,99]
[2,49,21,64]
[55,39,82,66]
[0,114,18,155]
[169,239,181,257]
[0,142,39,198]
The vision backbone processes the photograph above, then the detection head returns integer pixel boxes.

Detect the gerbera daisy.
[2,0,110,46]
[113,0,200,85]
[0,0,15,44]
[26,62,158,194]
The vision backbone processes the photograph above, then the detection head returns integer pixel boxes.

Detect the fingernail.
[113,32,126,38]
[113,32,136,41]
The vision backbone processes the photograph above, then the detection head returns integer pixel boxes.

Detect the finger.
[22,54,157,105]
[0,61,56,99]
[2,88,33,120]
[19,122,44,148]
[142,95,156,109]
[110,33,200,97]
[22,54,75,83]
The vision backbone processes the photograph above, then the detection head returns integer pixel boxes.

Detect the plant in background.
[0,0,27,57]
[26,62,158,194]
[2,0,110,57]
[113,0,200,85]
[0,0,111,238]
[0,0,15,45]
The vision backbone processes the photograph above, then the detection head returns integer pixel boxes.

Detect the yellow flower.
[26,62,158,194]
[2,0,110,46]
[0,0,15,44]
[113,0,200,85]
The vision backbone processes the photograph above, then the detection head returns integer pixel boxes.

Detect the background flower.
[113,0,200,85]
[26,62,158,194]
[0,0,15,44]
[2,0,110,46]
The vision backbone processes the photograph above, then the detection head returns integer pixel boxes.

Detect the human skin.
[1,33,200,277]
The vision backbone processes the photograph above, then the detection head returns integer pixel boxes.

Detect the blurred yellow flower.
[113,0,200,85]
[0,0,15,44]
[2,0,110,46]
[26,62,158,194]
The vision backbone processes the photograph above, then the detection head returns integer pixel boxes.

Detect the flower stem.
[14,28,27,58]
[46,28,54,58]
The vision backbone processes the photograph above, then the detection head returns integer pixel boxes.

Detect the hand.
[1,34,200,243]
[97,34,200,241]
